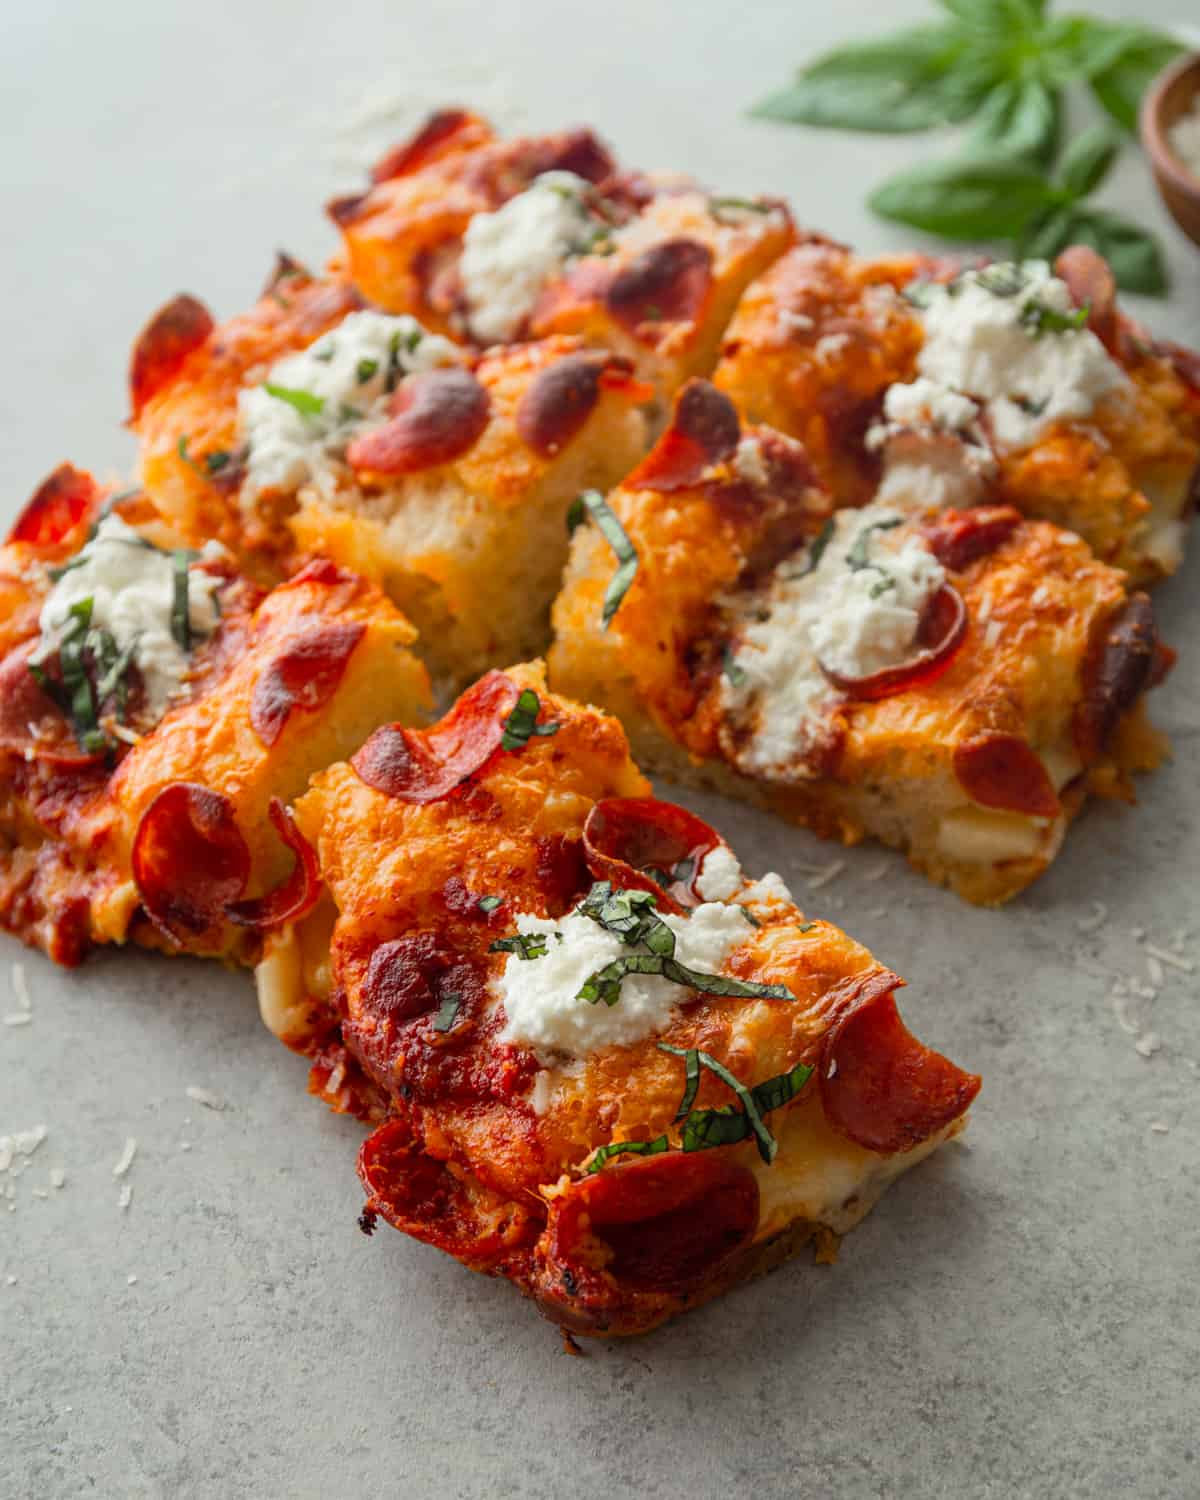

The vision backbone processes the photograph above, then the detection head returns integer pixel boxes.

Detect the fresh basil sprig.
[570,490,639,629]
[490,933,550,961]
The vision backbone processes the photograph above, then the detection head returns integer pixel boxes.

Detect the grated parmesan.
[112,1137,137,1178]
[185,1086,227,1110]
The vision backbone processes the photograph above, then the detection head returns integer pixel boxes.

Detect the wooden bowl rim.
[1140,51,1200,203]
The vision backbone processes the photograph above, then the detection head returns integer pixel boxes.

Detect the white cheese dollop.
[694,844,744,902]
[497,901,749,1060]
[722,507,945,777]
[459,171,597,345]
[239,310,462,503]
[37,515,222,720]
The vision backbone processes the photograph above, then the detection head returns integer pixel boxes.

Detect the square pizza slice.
[550,382,1173,906]
[328,110,796,408]
[256,662,980,1336]
[714,242,1200,584]
[130,268,647,693]
[0,465,429,965]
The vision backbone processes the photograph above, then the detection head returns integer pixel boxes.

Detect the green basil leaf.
[264,383,325,417]
[170,550,193,652]
[661,958,793,1002]
[1031,16,1135,87]
[584,1136,669,1173]
[576,490,638,629]
[1087,28,1182,131]
[1051,208,1168,296]
[846,516,902,571]
[750,27,982,134]
[869,152,1059,239]
[681,1105,750,1152]
[490,933,550,961]
[751,1059,816,1115]
[432,992,462,1033]
[1058,125,1120,200]
[1016,203,1081,260]
[577,881,677,958]
[500,687,561,751]
[722,644,747,688]
[672,1047,702,1122]
[965,77,1060,166]
[937,0,1043,35]
[477,895,503,914]
[659,1044,776,1164]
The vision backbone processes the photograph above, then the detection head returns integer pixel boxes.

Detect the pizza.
[327,110,797,408]
[0,465,429,965]
[714,242,1200,583]
[256,663,980,1335]
[550,381,1173,905]
[131,265,647,693]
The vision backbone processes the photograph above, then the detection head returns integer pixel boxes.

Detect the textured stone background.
[2,2,1198,1496]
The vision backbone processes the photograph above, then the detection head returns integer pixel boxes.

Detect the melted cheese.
[239,310,461,502]
[497,901,748,1059]
[459,172,597,344]
[723,507,944,776]
[37,515,222,720]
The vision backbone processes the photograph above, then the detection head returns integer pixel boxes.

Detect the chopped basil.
[176,436,237,480]
[739,905,761,928]
[584,1136,669,1173]
[672,856,696,887]
[722,644,747,688]
[660,1045,814,1165]
[565,495,587,535]
[975,263,1027,298]
[490,933,550,961]
[1014,394,1049,416]
[672,1047,702,1122]
[313,343,336,363]
[869,575,896,600]
[788,517,835,580]
[709,195,770,219]
[500,688,561,751]
[356,357,379,385]
[574,490,638,628]
[477,895,503,914]
[432,992,462,1032]
[901,280,936,310]
[578,952,673,1007]
[1020,299,1089,336]
[385,327,422,393]
[798,922,817,933]
[846,516,902,572]
[577,882,676,958]
[264,382,325,416]
[577,951,794,1008]
[170,550,194,651]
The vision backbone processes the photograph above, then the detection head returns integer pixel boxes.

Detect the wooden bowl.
[1141,52,1200,249]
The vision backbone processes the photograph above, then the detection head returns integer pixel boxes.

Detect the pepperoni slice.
[822,583,967,702]
[359,1116,538,1264]
[820,982,981,1155]
[922,506,1021,572]
[625,380,741,493]
[359,933,456,1024]
[351,670,518,803]
[225,798,320,931]
[582,798,724,911]
[131,782,250,943]
[128,294,214,421]
[542,1153,759,1298]
[1073,593,1165,761]
[345,368,490,475]
[7,464,99,549]
[249,620,365,748]
[953,734,1060,817]
[287,557,358,589]
[1054,246,1118,352]
[515,353,606,457]
[370,109,493,184]
[605,238,713,334]
[1154,339,1200,397]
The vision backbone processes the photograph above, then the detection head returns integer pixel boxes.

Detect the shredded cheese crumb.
[2,1014,31,1027]
[118,1184,133,1211]
[1134,1031,1162,1059]
[11,963,30,1011]
[185,1086,227,1111]
[1077,902,1108,935]
[112,1138,137,1179]
[1145,944,1194,974]
[49,1168,65,1189]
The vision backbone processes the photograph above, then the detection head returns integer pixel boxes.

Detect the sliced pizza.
[328,110,796,407]
[550,381,1173,906]
[130,266,647,691]
[0,465,429,965]
[257,662,980,1336]
[714,243,1200,583]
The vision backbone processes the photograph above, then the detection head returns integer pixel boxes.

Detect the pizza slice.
[130,266,647,692]
[256,662,980,1336]
[0,465,430,965]
[714,242,1200,583]
[328,110,796,407]
[550,381,1173,906]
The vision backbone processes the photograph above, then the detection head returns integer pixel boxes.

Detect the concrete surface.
[2,2,1199,1497]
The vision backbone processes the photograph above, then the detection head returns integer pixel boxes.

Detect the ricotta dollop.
[459,171,599,345]
[497,900,749,1059]
[37,514,223,720]
[239,311,462,502]
[722,507,945,776]
[694,844,744,902]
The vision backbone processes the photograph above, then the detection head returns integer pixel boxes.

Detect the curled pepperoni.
[535,128,616,185]
[582,797,724,912]
[533,1153,759,1329]
[822,583,967,702]
[605,238,713,334]
[345,368,490,475]
[820,981,981,1155]
[1054,246,1118,352]
[1154,339,1200,397]
[1073,593,1166,761]
[359,1116,539,1265]
[225,798,320,931]
[370,109,492,184]
[249,620,365,748]
[625,380,741,493]
[326,192,368,228]
[359,933,461,1024]
[515,353,606,456]
[351,670,518,804]
[131,783,250,944]
[953,734,1060,817]
[7,464,99,549]
[922,506,1021,572]
[128,294,214,421]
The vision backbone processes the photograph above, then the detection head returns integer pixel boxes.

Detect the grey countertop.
[3,3,1199,1497]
